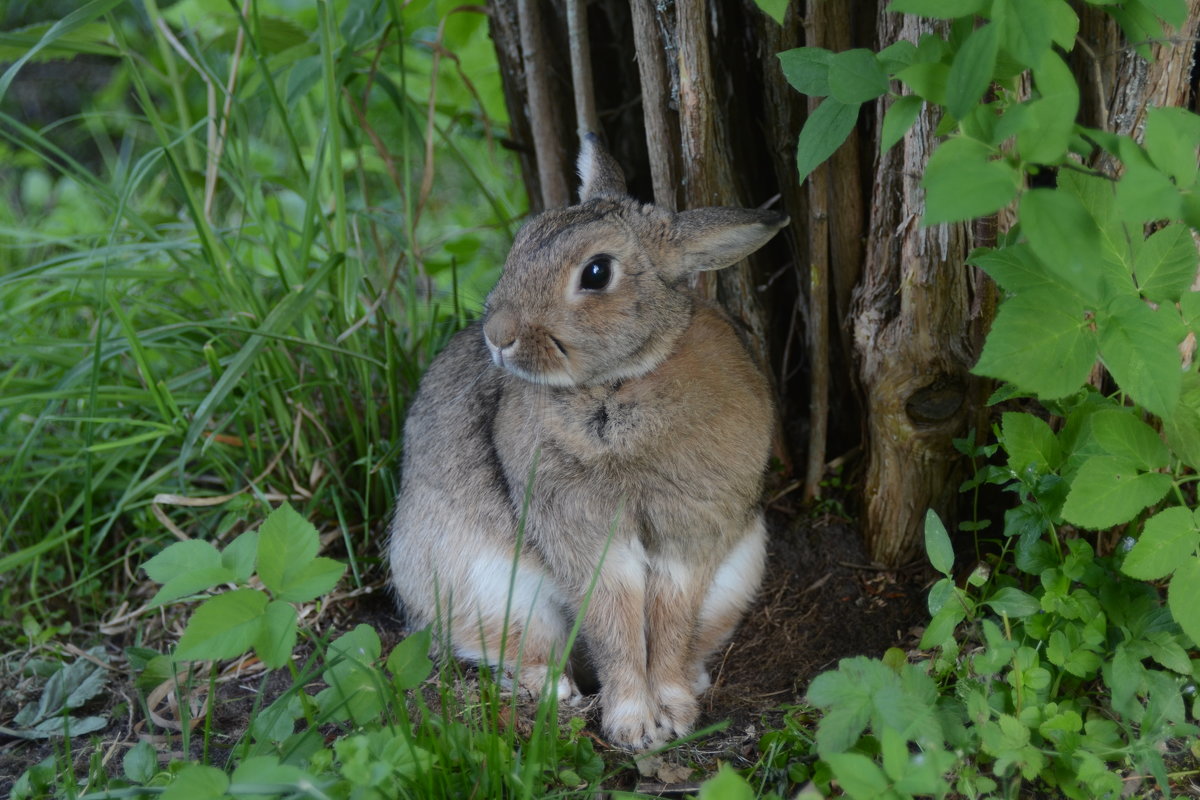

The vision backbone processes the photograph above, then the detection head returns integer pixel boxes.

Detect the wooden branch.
[804,123,831,502]
[566,0,598,139]
[629,0,679,210]
[517,0,569,207]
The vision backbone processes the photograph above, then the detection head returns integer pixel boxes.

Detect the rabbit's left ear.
[577,133,627,202]
[670,207,790,274]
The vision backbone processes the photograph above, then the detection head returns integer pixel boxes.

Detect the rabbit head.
[482,136,788,388]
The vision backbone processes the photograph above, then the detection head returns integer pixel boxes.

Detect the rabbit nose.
[483,311,519,356]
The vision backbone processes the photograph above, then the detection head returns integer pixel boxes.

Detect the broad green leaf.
[751,0,789,25]
[1061,456,1172,530]
[144,541,236,607]
[827,753,890,800]
[921,601,967,649]
[698,765,755,800]
[1135,224,1198,303]
[970,244,1070,294]
[877,40,918,72]
[161,765,228,800]
[1108,643,1146,717]
[1088,409,1169,469]
[778,47,833,97]
[880,94,923,154]
[1116,159,1184,224]
[946,23,998,121]
[1122,507,1199,581]
[796,98,861,185]
[973,291,1096,399]
[996,0,1051,69]
[922,137,1020,224]
[1140,0,1189,29]
[887,0,986,18]
[221,529,258,584]
[123,740,158,784]
[1145,631,1193,674]
[1019,189,1105,302]
[175,588,268,662]
[257,502,326,598]
[1098,295,1186,419]
[254,601,298,669]
[320,625,385,726]
[1107,3,1163,59]
[828,49,890,104]
[387,628,434,690]
[924,509,955,575]
[1001,411,1061,473]
[1164,370,1200,468]
[984,587,1042,618]
[231,757,309,790]
[896,61,950,105]
[1182,291,1200,331]
[1144,107,1200,186]
[1168,557,1200,646]
[1059,170,1135,280]
[1017,52,1079,164]
[1047,0,1081,49]
[273,557,346,604]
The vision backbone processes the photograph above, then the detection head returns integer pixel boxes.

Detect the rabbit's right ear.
[577,133,628,202]
[669,207,789,275]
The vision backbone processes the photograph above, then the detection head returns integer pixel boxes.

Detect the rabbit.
[389,135,787,749]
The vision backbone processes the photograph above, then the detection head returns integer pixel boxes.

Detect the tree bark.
[851,13,982,566]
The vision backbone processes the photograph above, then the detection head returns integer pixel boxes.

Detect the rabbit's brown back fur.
[389,138,787,748]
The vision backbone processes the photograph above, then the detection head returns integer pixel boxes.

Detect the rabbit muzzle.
[482,309,575,387]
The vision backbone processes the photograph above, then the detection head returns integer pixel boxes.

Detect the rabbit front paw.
[602,696,673,750]
[653,682,699,739]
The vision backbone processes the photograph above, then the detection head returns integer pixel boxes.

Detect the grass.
[0,0,520,629]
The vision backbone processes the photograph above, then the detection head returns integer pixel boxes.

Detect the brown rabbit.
[389,136,786,749]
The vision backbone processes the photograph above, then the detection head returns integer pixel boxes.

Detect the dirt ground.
[0,511,930,795]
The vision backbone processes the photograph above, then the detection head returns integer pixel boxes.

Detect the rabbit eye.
[579,256,613,291]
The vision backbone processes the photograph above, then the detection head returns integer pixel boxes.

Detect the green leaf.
[985,587,1042,618]
[924,509,955,575]
[254,601,298,669]
[143,541,236,607]
[387,629,434,690]
[778,48,833,97]
[1140,0,1188,26]
[121,740,157,783]
[1019,189,1106,303]
[973,291,1096,399]
[751,0,789,25]
[877,40,918,72]
[1123,507,1199,581]
[828,49,890,104]
[1017,52,1079,164]
[698,764,755,800]
[175,588,268,662]
[221,529,258,584]
[1047,0,1081,50]
[887,0,986,18]
[827,753,890,799]
[1182,291,1200,332]
[1089,409,1169,469]
[1144,107,1200,186]
[1164,371,1200,468]
[996,0,1053,68]
[1135,224,1198,303]
[970,244,1069,294]
[320,625,385,726]
[1001,411,1061,473]
[256,502,344,601]
[1061,456,1173,530]
[1098,295,1185,419]
[880,94,923,154]
[161,765,228,800]
[1116,159,1184,224]
[921,601,967,649]
[922,137,1020,224]
[273,557,346,604]
[796,98,861,185]
[1168,557,1200,646]
[946,23,998,120]
[896,61,950,105]
[231,756,309,790]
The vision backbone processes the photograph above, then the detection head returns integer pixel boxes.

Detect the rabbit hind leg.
[444,547,578,701]
[688,516,767,694]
